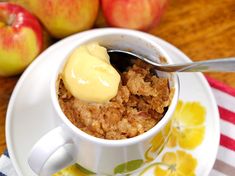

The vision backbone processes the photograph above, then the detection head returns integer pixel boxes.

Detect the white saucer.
[6,29,220,176]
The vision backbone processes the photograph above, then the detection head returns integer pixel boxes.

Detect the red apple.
[13,0,100,38]
[101,0,168,30]
[0,2,43,76]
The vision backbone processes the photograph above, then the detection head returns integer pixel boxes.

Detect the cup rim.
[51,28,180,147]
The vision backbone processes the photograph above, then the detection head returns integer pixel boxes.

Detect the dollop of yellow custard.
[62,43,120,103]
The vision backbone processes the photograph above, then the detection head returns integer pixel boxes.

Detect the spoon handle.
[156,58,235,72]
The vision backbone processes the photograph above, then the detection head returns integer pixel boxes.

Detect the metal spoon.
[108,49,235,72]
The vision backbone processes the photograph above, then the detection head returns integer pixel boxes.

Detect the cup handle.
[28,126,75,176]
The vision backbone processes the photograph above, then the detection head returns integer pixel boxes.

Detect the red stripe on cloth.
[219,106,235,124]
[206,76,235,97]
[220,134,235,151]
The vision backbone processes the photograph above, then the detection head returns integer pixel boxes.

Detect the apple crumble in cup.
[28,28,179,176]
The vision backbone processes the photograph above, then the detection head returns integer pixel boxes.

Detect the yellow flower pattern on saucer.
[167,100,206,149]
[53,164,94,176]
[154,150,197,176]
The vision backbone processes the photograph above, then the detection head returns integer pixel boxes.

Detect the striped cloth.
[206,76,235,176]
[0,76,235,176]
[0,150,17,176]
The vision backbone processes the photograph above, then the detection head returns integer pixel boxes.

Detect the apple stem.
[7,14,16,26]
[0,13,5,24]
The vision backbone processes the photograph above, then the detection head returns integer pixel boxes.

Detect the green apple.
[0,2,43,77]
[13,0,99,38]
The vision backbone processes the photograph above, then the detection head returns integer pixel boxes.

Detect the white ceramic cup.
[27,29,179,176]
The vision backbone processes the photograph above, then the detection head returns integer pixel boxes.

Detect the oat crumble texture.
[58,60,172,140]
